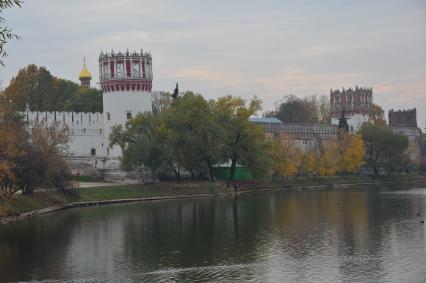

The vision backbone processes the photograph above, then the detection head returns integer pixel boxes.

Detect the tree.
[360,123,408,176]
[110,112,171,183]
[0,110,27,199]
[3,64,53,110]
[171,83,179,100]
[317,140,340,176]
[212,95,270,182]
[69,87,102,112]
[0,115,71,198]
[268,136,298,178]
[152,91,172,114]
[337,130,365,174]
[110,92,226,182]
[168,92,224,181]
[16,121,70,194]
[0,0,21,66]
[266,95,328,124]
[338,110,349,132]
[369,104,386,126]
[319,95,331,123]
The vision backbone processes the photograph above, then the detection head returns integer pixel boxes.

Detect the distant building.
[250,117,337,150]
[389,108,417,128]
[421,135,426,173]
[388,108,422,167]
[330,86,373,132]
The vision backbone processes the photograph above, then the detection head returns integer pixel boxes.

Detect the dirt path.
[78,182,127,188]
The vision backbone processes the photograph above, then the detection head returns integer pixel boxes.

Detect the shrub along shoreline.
[1,175,426,224]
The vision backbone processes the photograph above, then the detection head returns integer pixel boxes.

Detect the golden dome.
[79,66,92,79]
[79,57,92,79]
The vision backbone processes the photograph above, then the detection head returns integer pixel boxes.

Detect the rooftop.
[249,117,283,124]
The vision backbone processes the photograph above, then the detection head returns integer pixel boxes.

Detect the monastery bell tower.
[99,49,154,158]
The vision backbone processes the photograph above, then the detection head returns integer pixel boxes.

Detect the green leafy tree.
[110,92,225,182]
[69,87,102,112]
[168,92,224,181]
[266,95,322,123]
[213,95,270,182]
[110,111,186,182]
[110,112,170,183]
[52,78,79,110]
[360,123,408,176]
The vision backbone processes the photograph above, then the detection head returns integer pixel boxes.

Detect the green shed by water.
[213,167,254,180]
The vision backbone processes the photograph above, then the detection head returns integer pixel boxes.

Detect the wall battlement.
[21,111,104,130]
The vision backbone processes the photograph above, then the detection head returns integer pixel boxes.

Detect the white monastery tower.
[99,49,154,159]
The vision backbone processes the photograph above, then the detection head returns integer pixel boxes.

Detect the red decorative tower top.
[99,49,153,93]
[330,86,373,117]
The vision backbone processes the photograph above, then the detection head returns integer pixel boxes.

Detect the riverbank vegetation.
[2,174,426,218]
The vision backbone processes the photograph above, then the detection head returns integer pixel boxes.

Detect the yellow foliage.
[337,132,365,173]
[269,136,298,177]
[317,140,340,175]
[268,130,365,177]
[303,150,317,174]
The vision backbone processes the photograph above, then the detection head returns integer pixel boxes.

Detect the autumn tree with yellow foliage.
[317,140,340,175]
[269,136,298,178]
[337,130,365,174]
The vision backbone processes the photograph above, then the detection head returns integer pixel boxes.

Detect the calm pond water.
[1,186,426,282]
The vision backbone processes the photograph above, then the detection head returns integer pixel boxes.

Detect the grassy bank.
[1,174,426,219]
[79,181,228,201]
[0,181,228,217]
[0,191,72,217]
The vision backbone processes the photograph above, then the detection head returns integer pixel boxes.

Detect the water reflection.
[1,187,425,282]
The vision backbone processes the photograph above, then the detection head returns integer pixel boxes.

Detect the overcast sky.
[0,0,425,128]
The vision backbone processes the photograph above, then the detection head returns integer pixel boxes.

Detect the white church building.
[22,49,160,179]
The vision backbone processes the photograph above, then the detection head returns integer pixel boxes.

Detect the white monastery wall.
[23,111,107,159]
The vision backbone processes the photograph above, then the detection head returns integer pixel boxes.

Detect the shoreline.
[1,178,426,225]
